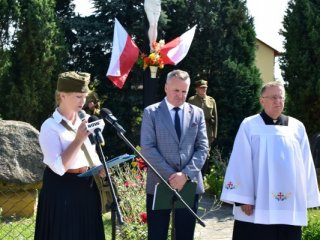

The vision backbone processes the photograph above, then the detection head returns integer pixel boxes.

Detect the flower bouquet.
[138,40,165,78]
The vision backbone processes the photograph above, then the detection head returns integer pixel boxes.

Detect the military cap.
[57,71,90,93]
[86,91,99,104]
[195,79,208,88]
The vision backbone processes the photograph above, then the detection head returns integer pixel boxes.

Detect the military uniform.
[188,80,218,175]
[83,91,100,116]
[188,80,217,144]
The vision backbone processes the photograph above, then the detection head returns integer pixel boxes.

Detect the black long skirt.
[34,167,105,240]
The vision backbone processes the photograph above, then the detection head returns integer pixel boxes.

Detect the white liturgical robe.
[220,114,320,226]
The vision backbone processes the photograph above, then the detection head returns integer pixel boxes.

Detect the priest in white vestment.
[220,81,320,240]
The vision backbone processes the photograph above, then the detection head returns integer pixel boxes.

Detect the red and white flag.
[160,25,197,65]
[106,19,139,89]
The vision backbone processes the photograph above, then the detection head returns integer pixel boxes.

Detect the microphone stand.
[95,137,124,240]
[103,115,206,234]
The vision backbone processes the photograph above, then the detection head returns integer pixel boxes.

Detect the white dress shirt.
[39,109,101,176]
[165,97,184,128]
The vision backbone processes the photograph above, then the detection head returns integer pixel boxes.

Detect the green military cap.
[195,79,208,88]
[57,71,90,93]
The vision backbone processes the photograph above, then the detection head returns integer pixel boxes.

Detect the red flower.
[124,180,135,188]
[125,216,135,223]
[135,175,142,180]
[136,158,147,170]
[139,212,147,224]
[138,40,165,70]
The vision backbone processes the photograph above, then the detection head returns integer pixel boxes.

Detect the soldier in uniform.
[188,79,218,175]
[83,91,101,116]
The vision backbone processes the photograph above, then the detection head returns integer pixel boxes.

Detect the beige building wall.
[255,39,279,83]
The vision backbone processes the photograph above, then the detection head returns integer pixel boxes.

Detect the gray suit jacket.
[140,99,209,194]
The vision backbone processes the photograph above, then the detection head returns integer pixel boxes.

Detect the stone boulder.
[0,120,45,217]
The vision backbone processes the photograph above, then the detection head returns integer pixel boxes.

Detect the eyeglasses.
[262,96,285,101]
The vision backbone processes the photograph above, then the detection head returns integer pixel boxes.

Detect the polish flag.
[106,18,139,89]
[160,25,197,65]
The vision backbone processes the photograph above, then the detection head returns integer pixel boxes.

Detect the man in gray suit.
[141,69,209,240]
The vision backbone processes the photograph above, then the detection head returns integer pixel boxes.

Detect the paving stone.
[195,193,234,240]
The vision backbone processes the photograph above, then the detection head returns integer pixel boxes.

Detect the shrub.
[111,157,148,239]
[302,209,320,240]
[204,147,228,198]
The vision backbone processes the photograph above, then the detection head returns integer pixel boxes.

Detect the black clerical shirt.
[260,110,288,126]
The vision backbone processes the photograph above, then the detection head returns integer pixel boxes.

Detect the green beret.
[57,71,90,93]
[195,80,208,88]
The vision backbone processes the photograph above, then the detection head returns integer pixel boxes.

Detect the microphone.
[86,118,105,133]
[100,108,126,133]
[88,115,105,146]
[78,110,87,121]
[78,110,96,145]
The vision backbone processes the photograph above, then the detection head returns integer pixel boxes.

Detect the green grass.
[0,213,113,240]
[1,205,319,239]
[0,216,35,239]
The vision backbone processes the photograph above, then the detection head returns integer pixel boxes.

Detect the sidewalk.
[195,194,234,240]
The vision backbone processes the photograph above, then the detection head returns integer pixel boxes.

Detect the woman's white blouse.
[39,109,101,176]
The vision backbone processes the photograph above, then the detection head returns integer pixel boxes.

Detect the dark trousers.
[146,194,199,240]
[233,220,302,240]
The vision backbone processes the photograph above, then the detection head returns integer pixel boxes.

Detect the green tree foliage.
[2,0,66,128]
[0,0,21,48]
[280,0,320,135]
[0,0,21,115]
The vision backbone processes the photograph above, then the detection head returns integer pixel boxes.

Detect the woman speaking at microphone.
[34,71,105,240]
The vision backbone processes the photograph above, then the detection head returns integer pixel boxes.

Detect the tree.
[0,0,21,48]
[2,0,66,128]
[280,0,320,136]
[0,0,21,117]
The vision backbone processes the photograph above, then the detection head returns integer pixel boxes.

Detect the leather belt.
[66,166,88,174]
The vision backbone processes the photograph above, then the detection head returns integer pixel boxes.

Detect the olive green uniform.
[188,94,217,145]
[83,91,100,116]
